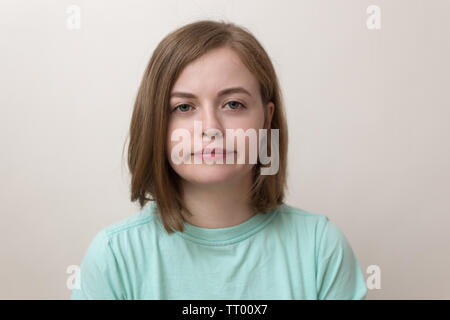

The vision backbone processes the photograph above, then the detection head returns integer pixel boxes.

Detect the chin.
[176,164,250,186]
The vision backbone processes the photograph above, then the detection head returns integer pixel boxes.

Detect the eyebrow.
[170,86,252,99]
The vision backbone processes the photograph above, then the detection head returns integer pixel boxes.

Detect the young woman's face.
[166,46,274,186]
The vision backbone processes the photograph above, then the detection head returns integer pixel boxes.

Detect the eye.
[171,101,246,113]
[172,104,194,113]
[224,100,246,110]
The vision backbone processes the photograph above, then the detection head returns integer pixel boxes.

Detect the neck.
[180,170,255,229]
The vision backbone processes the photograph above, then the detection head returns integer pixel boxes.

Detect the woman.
[71,19,367,300]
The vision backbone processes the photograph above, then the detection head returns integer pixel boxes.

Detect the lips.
[192,148,234,155]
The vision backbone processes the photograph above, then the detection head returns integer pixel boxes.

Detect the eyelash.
[171,100,246,113]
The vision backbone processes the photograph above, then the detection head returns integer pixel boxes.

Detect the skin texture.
[166,46,274,228]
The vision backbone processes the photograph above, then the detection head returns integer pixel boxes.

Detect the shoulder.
[275,203,330,233]
[72,205,160,300]
[277,204,366,299]
[99,202,159,241]
[80,203,160,261]
[275,203,351,249]
[77,203,160,275]
[277,203,328,221]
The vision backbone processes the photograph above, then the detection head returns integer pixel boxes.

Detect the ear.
[264,102,275,129]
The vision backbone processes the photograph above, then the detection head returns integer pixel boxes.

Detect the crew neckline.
[151,202,281,246]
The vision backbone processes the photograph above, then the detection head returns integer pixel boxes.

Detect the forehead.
[171,47,259,96]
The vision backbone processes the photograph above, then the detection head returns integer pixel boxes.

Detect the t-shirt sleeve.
[315,217,367,300]
[70,229,125,300]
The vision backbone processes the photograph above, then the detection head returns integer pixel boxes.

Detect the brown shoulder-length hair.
[124,19,289,234]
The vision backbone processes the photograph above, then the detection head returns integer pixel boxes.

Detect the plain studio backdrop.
[0,0,449,300]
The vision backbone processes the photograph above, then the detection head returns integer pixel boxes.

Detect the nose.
[200,105,224,139]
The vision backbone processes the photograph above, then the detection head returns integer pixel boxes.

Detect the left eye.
[225,101,245,110]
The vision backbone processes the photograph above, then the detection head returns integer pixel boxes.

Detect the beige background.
[1,0,449,299]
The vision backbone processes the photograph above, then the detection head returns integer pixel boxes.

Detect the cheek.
[166,120,194,164]
[226,109,265,131]
[166,121,180,160]
[223,112,265,162]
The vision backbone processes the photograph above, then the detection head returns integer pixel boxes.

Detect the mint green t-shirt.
[70,202,367,300]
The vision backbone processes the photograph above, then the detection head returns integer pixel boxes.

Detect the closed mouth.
[192,148,236,156]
